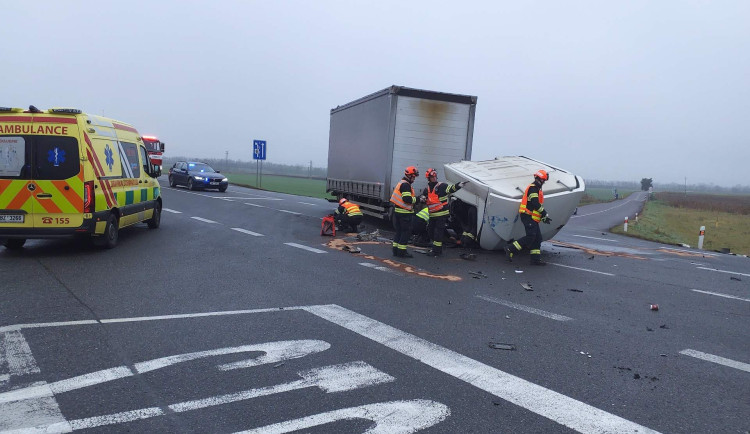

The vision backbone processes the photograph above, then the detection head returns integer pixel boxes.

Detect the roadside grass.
[578,188,636,205]
[610,199,750,256]
[224,173,335,200]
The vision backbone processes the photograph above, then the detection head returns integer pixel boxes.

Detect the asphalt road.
[1,183,748,433]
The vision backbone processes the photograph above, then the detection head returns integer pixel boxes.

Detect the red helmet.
[425,168,437,179]
[405,166,419,177]
[534,169,549,181]
[339,198,348,205]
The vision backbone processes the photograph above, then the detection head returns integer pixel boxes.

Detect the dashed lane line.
[679,349,750,373]
[571,235,619,243]
[549,263,615,276]
[231,228,264,237]
[691,289,750,303]
[284,243,327,254]
[297,202,319,206]
[359,262,397,274]
[162,208,182,214]
[244,203,266,208]
[191,217,218,224]
[696,266,750,278]
[279,209,301,215]
[477,295,573,321]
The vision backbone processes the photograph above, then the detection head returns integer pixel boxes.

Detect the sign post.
[253,140,267,188]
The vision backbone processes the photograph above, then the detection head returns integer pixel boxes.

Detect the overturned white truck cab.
[444,156,585,250]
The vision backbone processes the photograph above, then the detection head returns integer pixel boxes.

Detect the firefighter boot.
[427,245,443,257]
[504,245,514,263]
[392,245,400,257]
[401,249,414,258]
[530,254,546,266]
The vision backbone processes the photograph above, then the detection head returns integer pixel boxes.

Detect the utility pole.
[225,151,229,172]
[309,160,312,178]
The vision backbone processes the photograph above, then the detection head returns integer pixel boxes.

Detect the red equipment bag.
[321,214,336,236]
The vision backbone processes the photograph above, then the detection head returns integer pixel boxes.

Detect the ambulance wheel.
[188,179,196,191]
[94,214,119,249]
[147,201,162,229]
[169,176,176,187]
[3,238,26,250]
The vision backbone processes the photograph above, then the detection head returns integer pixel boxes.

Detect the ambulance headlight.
[193,176,205,181]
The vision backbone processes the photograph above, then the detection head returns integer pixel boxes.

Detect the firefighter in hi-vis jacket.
[505,169,551,265]
[422,168,467,257]
[333,198,363,232]
[390,166,419,257]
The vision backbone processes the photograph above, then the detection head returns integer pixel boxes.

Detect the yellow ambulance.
[0,106,162,249]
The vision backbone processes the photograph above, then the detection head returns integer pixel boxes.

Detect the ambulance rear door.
[0,133,35,229]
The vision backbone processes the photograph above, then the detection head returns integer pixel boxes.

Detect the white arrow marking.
[237,399,450,434]
[0,340,330,404]
[29,362,394,432]
[170,361,394,412]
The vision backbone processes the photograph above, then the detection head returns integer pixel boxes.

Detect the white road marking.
[297,202,318,206]
[477,295,573,321]
[571,235,619,243]
[243,197,283,201]
[679,349,750,373]
[237,399,450,434]
[359,262,396,273]
[162,208,182,214]
[691,289,750,303]
[170,361,393,413]
[278,209,301,215]
[215,197,260,200]
[1,341,334,432]
[244,203,266,208]
[2,305,658,433]
[1,331,40,378]
[570,194,645,218]
[284,243,327,254]
[662,247,720,257]
[696,266,750,278]
[231,228,264,237]
[304,304,658,434]
[191,217,218,224]
[220,199,235,202]
[550,263,615,276]
[0,320,99,333]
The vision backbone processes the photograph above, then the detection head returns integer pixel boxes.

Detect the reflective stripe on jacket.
[342,202,362,217]
[519,183,545,222]
[415,207,429,222]
[390,180,415,213]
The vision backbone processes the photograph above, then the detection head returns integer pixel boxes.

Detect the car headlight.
[193,176,205,180]
[222,178,228,182]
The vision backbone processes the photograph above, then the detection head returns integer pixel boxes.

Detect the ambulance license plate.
[209,182,219,185]
[0,214,24,223]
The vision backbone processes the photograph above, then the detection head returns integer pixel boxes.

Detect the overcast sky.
[5,1,749,186]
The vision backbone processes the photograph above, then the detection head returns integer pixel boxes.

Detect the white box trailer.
[444,156,585,250]
[326,86,477,218]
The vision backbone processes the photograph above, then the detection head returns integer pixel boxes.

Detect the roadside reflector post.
[635,212,638,222]
[624,216,628,232]
[698,226,705,250]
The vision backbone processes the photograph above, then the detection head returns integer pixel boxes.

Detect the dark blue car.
[168,161,228,192]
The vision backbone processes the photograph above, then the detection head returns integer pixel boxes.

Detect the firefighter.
[334,198,363,232]
[390,166,419,257]
[505,169,552,265]
[422,168,468,257]
[410,205,431,247]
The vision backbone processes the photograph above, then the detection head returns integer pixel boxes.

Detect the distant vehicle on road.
[168,161,228,192]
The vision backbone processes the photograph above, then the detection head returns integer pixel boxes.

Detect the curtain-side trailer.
[326,86,477,219]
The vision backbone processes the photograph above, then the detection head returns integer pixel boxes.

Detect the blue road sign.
[253,140,267,160]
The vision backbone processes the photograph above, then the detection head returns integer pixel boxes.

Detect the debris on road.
[578,351,592,358]
[514,269,524,274]
[659,324,669,329]
[521,282,533,291]
[469,271,488,279]
[273,362,285,368]
[646,327,654,332]
[341,245,361,253]
[355,229,381,241]
[488,342,516,350]
[567,288,584,293]
[650,304,659,311]
[505,315,510,319]
[588,255,595,260]
[459,253,477,261]
[634,373,641,379]
[730,276,742,281]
